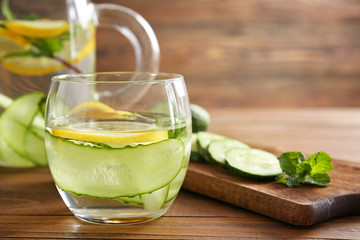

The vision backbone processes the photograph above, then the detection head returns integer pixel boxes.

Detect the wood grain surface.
[93,0,360,108]
[1,108,360,239]
[183,155,360,226]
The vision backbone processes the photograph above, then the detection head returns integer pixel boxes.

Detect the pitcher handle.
[94,3,160,72]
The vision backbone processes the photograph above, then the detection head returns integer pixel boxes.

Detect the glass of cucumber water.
[44,72,192,225]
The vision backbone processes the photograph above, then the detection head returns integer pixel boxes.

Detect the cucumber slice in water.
[117,195,143,206]
[208,139,250,165]
[118,167,188,209]
[141,185,170,211]
[46,133,185,198]
[166,166,188,202]
[225,148,283,180]
[197,131,227,162]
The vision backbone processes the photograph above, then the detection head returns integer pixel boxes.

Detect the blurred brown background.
[93,0,360,108]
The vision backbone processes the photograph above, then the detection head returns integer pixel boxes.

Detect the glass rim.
[51,71,184,84]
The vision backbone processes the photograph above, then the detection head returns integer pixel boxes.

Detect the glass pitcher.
[0,0,160,167]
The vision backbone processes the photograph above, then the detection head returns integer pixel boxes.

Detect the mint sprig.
[276,151,333,187]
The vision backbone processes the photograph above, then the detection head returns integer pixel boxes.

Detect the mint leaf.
[26,32,69,57]
[3,51,32,59]
[277,151,333,187]
[19,12,37,20]
[276,173,302,188]
[1,0,15,21]
[308,151,333,175]
[278,152,306,175]
[296,161,311,181]
[304,173,331,186]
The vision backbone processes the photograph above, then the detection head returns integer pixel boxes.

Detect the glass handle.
[94,3,160,72]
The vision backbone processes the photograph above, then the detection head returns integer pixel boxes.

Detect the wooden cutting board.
[182,144,360,226]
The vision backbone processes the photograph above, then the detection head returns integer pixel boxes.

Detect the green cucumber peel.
[276,151,333,187]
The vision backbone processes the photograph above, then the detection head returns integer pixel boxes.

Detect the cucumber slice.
[0,92,44,155]
[225,148,283,180]
[197,132,227,162]
[141,185,169,211]
[46,133,185,198]
[208,139,250,165]
[118,195,143,206]
[190,133,203,162]
[0,93,13,109]
[0,136,35,167]
[24,131,47,166]
[30,112,45,138]
[166,166,188,202]
[191,104,210,133]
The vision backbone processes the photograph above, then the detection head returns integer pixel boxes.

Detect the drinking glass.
[44,72,192,224]
[0,0,159,167]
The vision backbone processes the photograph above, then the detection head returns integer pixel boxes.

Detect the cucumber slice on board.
[208,139,250,165]
[197,131,227,162]
[225,148,283,180]
[190,133,203,162]
[45,133,185,198]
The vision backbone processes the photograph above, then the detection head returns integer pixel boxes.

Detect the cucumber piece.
[190,104,210,133]
[208,139,250,165]
[0,93,13,109]
[0,92,44,155]
[30,112,45,138]
[225,148,283,180]
[0,121,46,165]
[190,133,203,162]
[197,131,227,162]
[0,136,35,167]
[45,133,185,198]
[118,195,143,206]
[166,166,188,202]
[141,185,169,211]
[24,131,47,166]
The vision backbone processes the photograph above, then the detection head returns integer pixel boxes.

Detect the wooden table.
[1,108,360,239]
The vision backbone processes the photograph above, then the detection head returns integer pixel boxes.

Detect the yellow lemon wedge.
[50,122,169,144]
[0,28,30,58]
[5,20,69,38]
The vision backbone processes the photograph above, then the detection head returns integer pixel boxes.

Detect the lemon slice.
[5,20,69,38]
[1,36,95,75]
[68,102,132,120]
[0,28,30,58]
[50,102,168,145]
[1,21,95,75]
[50,122,168,144]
